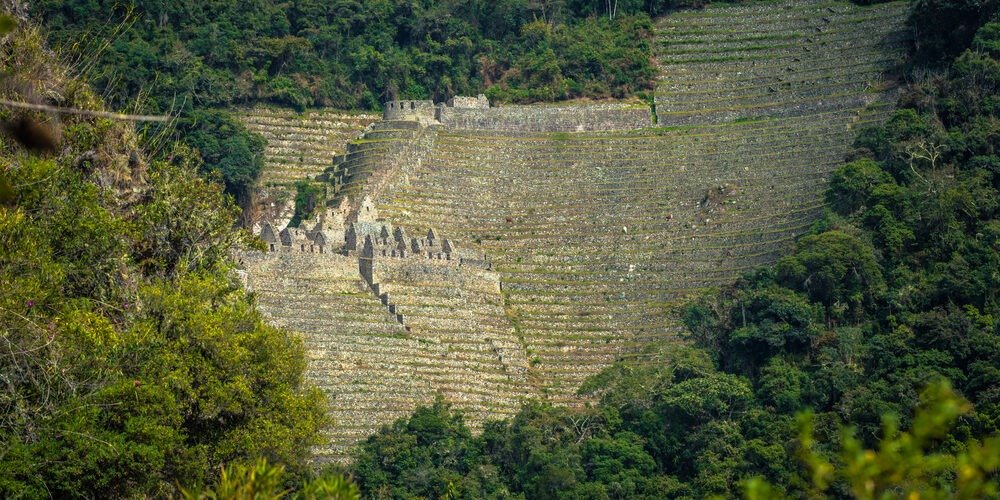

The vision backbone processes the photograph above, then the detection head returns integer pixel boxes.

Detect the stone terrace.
[242,252,530,462]
[655,0,909,125]
[239,107,378,186]
[376,104,895,401]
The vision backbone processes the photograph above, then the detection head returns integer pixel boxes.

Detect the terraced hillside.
[655,0,908,125]
[242,0,911,462]
[240,107,378,186]
[372,0,909,402]
[377,106,894,401]
[242,252,530,462]
[239,108,379,227]
[324,120,434,213]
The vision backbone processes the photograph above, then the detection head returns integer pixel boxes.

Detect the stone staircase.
[324,120,431,212]
[370,282,405,326]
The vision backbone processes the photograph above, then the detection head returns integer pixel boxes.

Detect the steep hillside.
[377,106,894,401]
[0,17,327,496]
[240,108,378,187]
[242,0,911,461]
[375,0,909,400]
[655,0,909,125]
[238,108,377,227]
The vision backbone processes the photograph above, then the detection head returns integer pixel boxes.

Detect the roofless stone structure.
[238,0,912,462]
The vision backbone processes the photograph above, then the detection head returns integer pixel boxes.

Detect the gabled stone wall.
[382,99,436,122]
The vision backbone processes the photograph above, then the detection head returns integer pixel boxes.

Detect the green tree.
[177,109,266,201]
[776,231,885,324]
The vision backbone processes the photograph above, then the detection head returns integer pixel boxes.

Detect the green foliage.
[0,14,14,34]
[33,1,658,111]
[684,277,823,376]
[288,180,325,228]
[353,398,504,499]
[178,109,266,198]
[975,21,1000,57]
[181,459,360,500]
[134,144,250,276]
[776,231,885,323]
[183,459,290,500]
[0,31,326,493]
[486,15,655,103]
[910,0,1000,64]
[0,149,326,496]
[788,381,1000,499]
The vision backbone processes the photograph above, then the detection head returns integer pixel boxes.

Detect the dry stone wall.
[382,100,436,122]
[437,103,653,132]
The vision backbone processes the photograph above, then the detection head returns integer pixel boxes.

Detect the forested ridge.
[33,0,661,112]
[0,0,999,498]
[0,15,356,498]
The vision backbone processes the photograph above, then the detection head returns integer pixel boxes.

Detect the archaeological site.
[237,0,912,461]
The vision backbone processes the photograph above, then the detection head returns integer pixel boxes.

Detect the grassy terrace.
[325,120,429,209]
[655,0,909,125]
[376,116,843,399]
[244,255,528,463]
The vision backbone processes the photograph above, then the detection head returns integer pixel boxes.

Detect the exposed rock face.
[240,0,911,463]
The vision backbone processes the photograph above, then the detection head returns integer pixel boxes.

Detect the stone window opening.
[301,244,305,252]
[269,243,275,252]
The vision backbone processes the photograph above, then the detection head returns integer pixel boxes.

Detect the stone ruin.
[256,195,486,269]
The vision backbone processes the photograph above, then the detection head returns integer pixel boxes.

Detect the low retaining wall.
[437,103,653,132]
